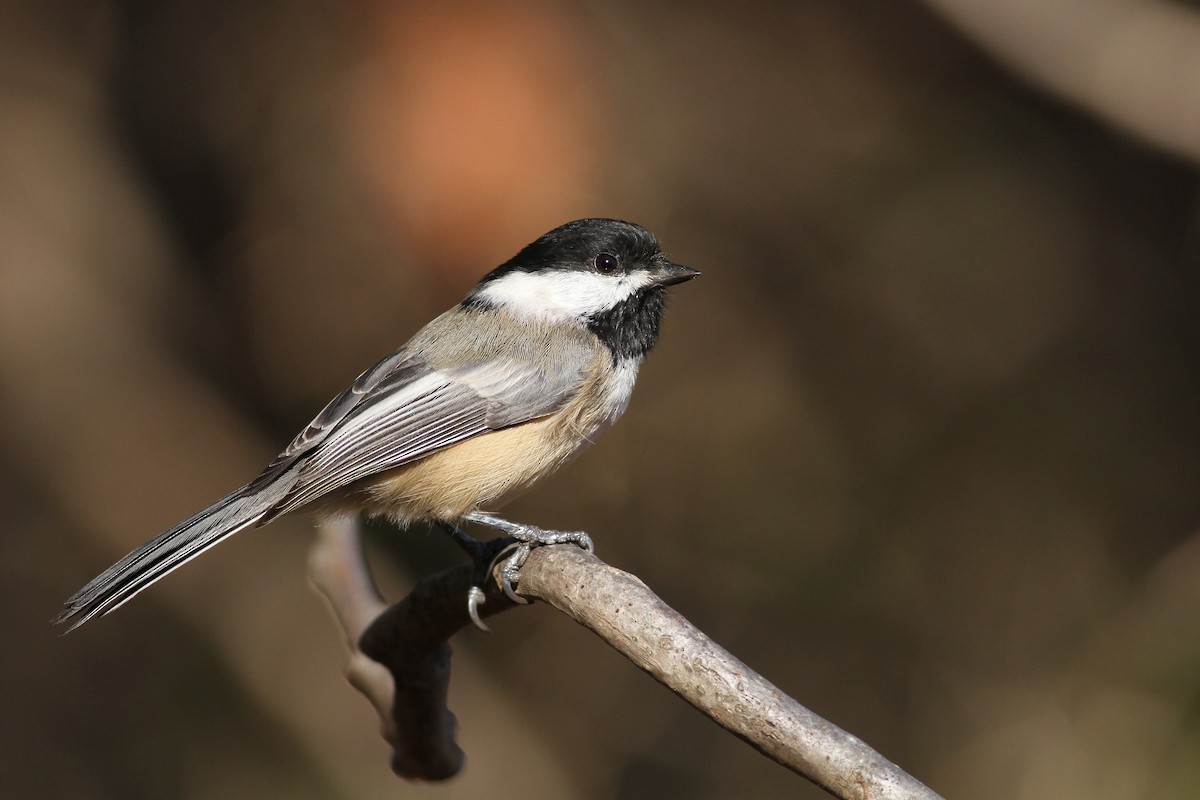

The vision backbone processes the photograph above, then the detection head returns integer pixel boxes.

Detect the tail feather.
[56,477,293,632]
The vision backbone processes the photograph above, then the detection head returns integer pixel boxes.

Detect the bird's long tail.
[55,477,294,632]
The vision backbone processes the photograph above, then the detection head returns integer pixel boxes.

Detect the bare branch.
[517,547,942,800]
[310,518,942,799]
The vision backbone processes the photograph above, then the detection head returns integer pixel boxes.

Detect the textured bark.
[518,547,941,800]
[310,519,942,798]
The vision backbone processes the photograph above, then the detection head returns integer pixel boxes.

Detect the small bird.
[57,218,698,631]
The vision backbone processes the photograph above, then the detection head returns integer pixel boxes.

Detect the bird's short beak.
[653,261,700,286]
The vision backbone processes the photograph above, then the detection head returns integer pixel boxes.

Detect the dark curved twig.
[309,518,943,798]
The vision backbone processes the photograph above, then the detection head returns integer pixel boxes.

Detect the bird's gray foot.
[463,511,594,603]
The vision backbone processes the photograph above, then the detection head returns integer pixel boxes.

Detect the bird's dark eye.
[594,252,619,274]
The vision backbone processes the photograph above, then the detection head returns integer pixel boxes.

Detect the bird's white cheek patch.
[478,270,651,321]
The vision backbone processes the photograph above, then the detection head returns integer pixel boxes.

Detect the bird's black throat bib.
[587,285,668,361]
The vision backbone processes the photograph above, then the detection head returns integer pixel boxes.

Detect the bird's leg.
[463,511,594,603]
[438,520,513,587]
[437,521,518,631]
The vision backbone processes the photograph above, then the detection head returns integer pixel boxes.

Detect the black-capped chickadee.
[57,218,698,631]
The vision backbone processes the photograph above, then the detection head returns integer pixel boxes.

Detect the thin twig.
[517,546,942,800]
[309,518,942,798]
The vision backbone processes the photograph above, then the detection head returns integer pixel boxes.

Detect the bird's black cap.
[477,218,663,282]
[469,218,696,360]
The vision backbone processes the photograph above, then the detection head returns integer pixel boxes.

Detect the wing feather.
[250,351,425,490]
[267,355,590,516]
[254,309,601,519]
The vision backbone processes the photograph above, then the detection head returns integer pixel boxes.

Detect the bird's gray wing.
[55,339,587,628]
[249,348,418,491]
[263,340,594,517]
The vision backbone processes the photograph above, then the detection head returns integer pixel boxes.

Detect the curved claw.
[467,586,491,632]
[501,578,529,604]
[499,544,532,604]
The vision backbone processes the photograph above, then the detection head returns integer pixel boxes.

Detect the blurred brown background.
[4,1,1200,798]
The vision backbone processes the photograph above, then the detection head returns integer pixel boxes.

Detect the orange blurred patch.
[347,0,607,289]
